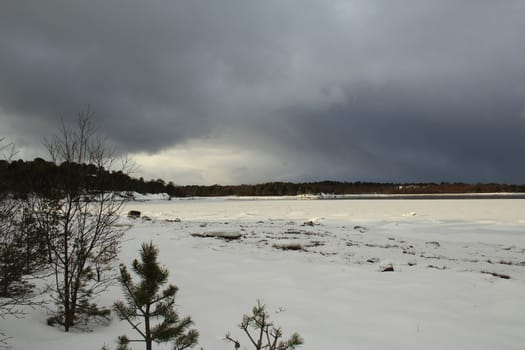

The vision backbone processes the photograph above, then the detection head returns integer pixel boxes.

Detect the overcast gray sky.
[2,1,525,184]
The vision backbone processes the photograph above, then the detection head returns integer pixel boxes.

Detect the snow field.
[3,198,525,349]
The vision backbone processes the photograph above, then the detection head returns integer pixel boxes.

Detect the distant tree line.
[2,158,524,198]
[177,181,525,197]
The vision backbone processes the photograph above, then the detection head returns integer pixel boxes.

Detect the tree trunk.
[64,309,72,332]
[63,268,72,332]
[145,304,152,350]
[63,217,71,332]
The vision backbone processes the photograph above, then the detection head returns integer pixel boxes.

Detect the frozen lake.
[127,197,525,223]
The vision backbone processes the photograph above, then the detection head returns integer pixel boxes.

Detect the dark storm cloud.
[1,1,525,183]
[0,0,224,150]
[272,81,525,183]
[0,0,330,151]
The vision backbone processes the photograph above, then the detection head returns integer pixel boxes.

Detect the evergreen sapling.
[114,242,199,350]
[225,300,303,350]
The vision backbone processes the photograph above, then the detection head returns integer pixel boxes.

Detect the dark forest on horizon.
[2,158,525,198]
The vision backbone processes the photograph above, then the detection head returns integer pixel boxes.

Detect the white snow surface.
[3,198,525,350]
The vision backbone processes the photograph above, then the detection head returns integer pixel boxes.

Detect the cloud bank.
[1,1,525,184]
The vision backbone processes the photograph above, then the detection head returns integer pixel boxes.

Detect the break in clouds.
[1,0,525,184]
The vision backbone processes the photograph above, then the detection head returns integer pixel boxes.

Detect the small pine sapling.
[114,242,199,350]
[225,300,303,350]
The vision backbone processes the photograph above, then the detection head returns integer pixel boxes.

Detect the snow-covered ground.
[3,198,525,349]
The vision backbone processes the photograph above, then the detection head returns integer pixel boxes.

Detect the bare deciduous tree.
[36,110,128,331]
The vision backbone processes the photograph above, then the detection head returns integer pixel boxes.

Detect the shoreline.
[141,192,525,201]
[323,193,525,200]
